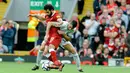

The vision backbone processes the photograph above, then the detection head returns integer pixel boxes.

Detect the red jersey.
[107,3,117,10]
[104,26,119,45]
[44,12,62,48]
[45,12,61,37]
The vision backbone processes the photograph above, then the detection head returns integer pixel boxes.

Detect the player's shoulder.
[53,11,61,19]
[63,21,69,24]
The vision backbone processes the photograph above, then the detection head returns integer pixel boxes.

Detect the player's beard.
[48,12,52,17]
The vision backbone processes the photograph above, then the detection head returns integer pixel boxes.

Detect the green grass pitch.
[0,62,130,73]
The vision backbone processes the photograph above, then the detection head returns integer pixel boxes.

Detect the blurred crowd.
[0,18,19,54]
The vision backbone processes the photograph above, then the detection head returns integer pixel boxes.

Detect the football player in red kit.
[30,4,64,71]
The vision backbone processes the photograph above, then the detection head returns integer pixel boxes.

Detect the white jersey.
[59,21,75,46]
[60,21,69,33]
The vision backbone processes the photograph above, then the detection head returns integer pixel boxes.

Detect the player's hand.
[27,14,32,17]
[27,14,36,17]
[58,30,65,34]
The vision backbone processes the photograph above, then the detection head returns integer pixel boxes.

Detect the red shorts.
[46,36,62,49]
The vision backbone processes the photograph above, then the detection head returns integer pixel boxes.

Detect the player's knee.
[40,46,45,51]
[49,44,55,49]
[71,49,77,54]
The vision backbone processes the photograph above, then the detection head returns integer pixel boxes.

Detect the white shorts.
[60,38,72,46]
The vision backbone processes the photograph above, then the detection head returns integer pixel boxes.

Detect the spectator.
[64,50,70,57]
[115,12,126,28]
[120,0,127,14]
[82,29,89,39]
[126,0,130,4]
[124,47,130,57]
[115,38,121,50]
[79,10,91,36]
[120,38,127,48]
[81,48,94,65]
[97,17,108,44]
[104,19,119,45]
[78,0,84,14]
[107,0,117,14]
[91,36,100,53]
[79,39,90,57]
[9,20,19,45]
[102,48,112,66]
[99,9,111,24]
[8,20,16,53]
[108,39,117,56]
[84,13,99,49]
[0,0,7,3]
[94,49,104,65]
[0,18,7,31]
[93,0,106,15]
[115,0,121,7]
[126,33,130,49]
[0,39,8,54]
[127,20,130,33]
[80,10,91,24]
[1,21,15,53]
[126,5,130,32]
[113,47,124,58]
[126,4,130,17]
[96,5,108,20]
[86,48,94,59]
[118,8,129,30]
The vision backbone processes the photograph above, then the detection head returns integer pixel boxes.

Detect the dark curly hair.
[44,4,54,10]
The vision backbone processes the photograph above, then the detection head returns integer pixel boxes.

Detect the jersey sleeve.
[55,13,62,22]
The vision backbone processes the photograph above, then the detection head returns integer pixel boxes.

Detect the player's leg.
[63,41,83,72]
[48,37,64,71]
[32,41,46,70]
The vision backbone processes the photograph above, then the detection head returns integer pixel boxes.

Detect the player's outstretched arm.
[28,14,46,21]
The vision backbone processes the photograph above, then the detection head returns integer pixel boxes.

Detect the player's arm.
[45,18,63,36]
[28,14,46,20]
[48,18,63,27]
[62,34,71,41]
[58,30,71,41]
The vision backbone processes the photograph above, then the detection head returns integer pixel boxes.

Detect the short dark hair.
[71,20,77,29]
[5,21,9,24]
[44,4,54,10]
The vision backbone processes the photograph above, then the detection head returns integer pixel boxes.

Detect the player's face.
[45,9,52,16]
[68,23,72,30]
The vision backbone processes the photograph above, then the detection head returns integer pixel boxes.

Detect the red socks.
[49,49,61,66]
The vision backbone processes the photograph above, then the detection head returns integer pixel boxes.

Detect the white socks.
[36,50,43,66]
[72,53,81,70]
